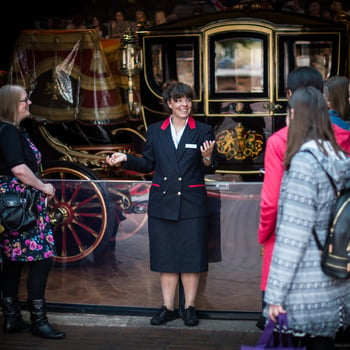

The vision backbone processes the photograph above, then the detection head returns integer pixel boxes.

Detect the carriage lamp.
[118,27,143,111]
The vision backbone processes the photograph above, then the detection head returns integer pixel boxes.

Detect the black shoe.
[150,306,177,325]
[182,306,199,327]
[2,296,30,333]
[28,299,65,339]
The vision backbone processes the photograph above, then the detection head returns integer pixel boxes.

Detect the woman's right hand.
[42,183,56,200]
[106,152,127,166]
[268,304,286,323]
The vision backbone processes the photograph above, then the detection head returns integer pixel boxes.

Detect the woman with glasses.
[0,84,65,339]
[106,81,216,327]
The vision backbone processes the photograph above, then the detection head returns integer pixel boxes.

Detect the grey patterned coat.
[264,140,350,338]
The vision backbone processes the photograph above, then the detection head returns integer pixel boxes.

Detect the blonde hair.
[0,84,26,125]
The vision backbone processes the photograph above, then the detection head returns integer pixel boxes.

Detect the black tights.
[1,259,53,300]
[293,334,335,350]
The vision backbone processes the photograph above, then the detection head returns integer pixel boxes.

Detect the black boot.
[1,296,30,333]
[28,299,65,339]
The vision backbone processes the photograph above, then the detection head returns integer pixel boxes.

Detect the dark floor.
[2,312,350,350]
[0,312,261,350]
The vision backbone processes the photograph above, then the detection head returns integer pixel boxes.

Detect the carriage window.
[176,47,195,88]
[151,43,195,89]
[285,40,332,80]
[214,38,264,93]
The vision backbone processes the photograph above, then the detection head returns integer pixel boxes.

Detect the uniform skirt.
[148,216,208,273]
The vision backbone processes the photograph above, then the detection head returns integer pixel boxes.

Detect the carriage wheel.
[42,161,117,266]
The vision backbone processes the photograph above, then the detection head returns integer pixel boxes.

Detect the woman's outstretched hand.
[106,152,127,167]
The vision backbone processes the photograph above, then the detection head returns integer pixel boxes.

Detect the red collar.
[160,116,196,130]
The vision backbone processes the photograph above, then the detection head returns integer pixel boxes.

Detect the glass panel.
[215,38,264,93]
[151,43,195,89]
[151,43,164,87]
[19,179,262,314]
[176,45,195,88]
[287,40,332,80]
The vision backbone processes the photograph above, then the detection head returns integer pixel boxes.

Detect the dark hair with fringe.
[162,81,195,113]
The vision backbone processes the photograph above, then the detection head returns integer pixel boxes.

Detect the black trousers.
[1,258,53,300]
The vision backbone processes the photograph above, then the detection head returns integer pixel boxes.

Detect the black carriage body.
[138,9,349,180]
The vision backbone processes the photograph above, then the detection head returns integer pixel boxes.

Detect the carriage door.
[203,24,275,176]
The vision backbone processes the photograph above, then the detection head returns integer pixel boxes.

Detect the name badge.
[185,143,197,149]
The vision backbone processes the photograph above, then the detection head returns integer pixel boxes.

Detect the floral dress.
[0,136,56,262]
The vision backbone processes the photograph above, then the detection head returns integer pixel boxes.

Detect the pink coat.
[258,123,350,291]
[258,127,287,291]
[333,123,350,153]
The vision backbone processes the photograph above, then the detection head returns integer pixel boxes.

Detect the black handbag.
[0,188,39,231]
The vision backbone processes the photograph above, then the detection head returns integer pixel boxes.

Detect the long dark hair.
[284,86,343,169]
[324,75,350,120]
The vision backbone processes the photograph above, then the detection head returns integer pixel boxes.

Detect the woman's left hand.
[200,140,215,159]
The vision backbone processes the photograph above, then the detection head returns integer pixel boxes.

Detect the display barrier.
[17,179,262,319]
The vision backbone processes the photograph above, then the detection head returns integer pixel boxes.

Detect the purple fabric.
[240,314,306,349]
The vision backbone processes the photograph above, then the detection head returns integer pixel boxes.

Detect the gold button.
[177,192,181,196]
[178,177,182,181]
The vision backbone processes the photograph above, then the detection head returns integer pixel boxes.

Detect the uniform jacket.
[123,116,216,221]
[264,141,350,337]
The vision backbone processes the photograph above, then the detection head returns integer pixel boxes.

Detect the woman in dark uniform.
[106,81,216,326]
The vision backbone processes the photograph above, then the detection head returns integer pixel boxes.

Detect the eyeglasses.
[19,97,30,104]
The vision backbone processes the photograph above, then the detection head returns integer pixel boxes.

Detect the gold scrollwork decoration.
[215,122,264,161]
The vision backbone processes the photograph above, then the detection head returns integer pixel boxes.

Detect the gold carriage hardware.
[215,123,264,161]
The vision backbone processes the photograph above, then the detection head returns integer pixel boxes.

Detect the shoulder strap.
[312,228,324,251]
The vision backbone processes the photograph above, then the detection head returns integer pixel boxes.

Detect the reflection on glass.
[214,38,264,93]
[286,40,332,80]
[151,43,163,87]
[176,46,195,88]
[38,179,263,312]
[151,43,195,89]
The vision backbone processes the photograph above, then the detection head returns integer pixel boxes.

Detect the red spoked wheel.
[43,161,117,266]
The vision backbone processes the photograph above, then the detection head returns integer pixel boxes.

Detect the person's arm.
[0,126,55,199]
[11,164,55,198]
[258,135,286,244]
[200,126,217,172]
[200,140,215,165]
[106,126,155,174]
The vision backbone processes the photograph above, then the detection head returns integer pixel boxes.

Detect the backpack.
[312,175,350,279]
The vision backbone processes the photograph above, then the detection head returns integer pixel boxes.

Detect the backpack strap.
[312,228,324,251]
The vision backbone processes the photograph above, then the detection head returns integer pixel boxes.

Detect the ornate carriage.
[7,8,350,265]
